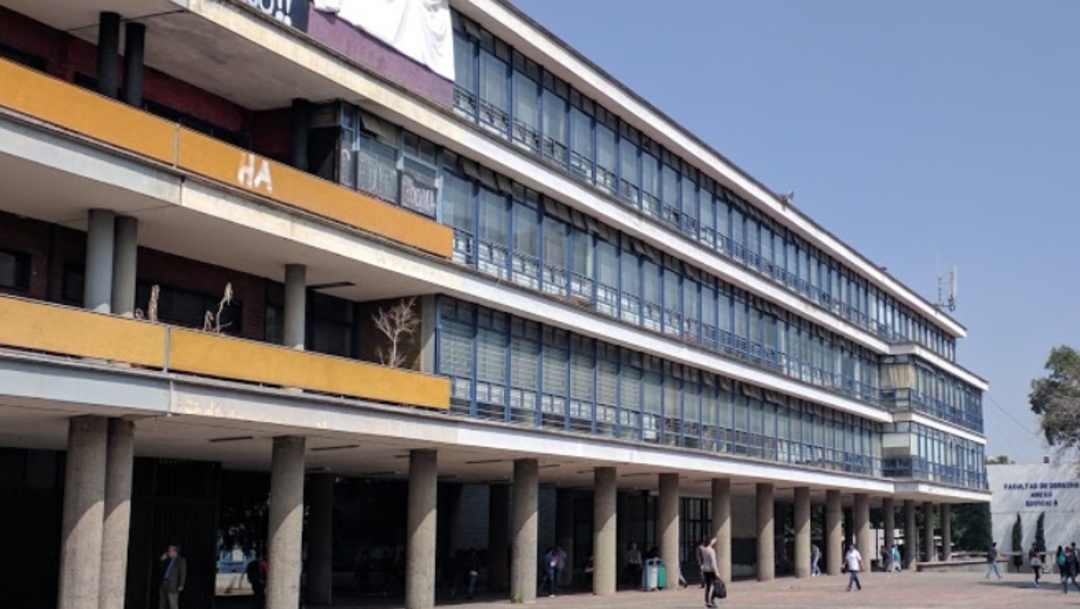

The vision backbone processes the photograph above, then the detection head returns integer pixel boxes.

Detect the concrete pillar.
[658,473,679,590]
[793,487,810,579]
[923,502,935,563]
[96,13,121,97]
[110,216,138,317]
[284,264,306,350]
[555,489,574,587]
[855,494,871,569]
[616,491,629,581]
[419,295,438,374]
[308,474,334,605]
[121,22,146,107]
[941,504,952,561]
[711,479,731,583]
[84,210,115,313]
[488,485,510,591]
[593,467,617,596]
[291,98,311,171]
[883,498,895,566]
[511,459,539,603]
[903,499,917,568]
[58,416,108,609]
[99,419,134,609]
[267,436,305,609]
[826,490,842,576]
[843,507,854,548]
[756,483,775,582]
[406,450,437,609]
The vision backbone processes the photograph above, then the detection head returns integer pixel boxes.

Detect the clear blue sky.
[510,0,1080,463]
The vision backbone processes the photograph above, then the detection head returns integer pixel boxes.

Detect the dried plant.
[373,297,419,368]
[203,283,234,334]
[134,284,160,322]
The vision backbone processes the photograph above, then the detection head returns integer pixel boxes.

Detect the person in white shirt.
[699,537,721,607]
[845,542,864,592]
[626,543,643,588]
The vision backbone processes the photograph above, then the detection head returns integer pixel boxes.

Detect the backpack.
[712,580,728,599]
[1059,553,1067,567]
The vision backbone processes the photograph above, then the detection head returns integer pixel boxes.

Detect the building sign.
[240,0,311,31]
[1002,481,1080,508]
[990,463,1080,553]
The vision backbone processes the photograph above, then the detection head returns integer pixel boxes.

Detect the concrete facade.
[267,436,305,609]
[58,416,108,609]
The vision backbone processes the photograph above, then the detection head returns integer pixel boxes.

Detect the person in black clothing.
[245,553,268,609]
[1063,545,1080,594]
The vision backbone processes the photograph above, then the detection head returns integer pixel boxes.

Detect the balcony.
[0,57,453,260]
[0,295,449,411]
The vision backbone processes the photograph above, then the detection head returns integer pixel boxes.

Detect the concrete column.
[923,502,935,563]
[267,436,305,609]
[488,485,510,591]
[121,22,146,107]
[308,474,334,605]
[84,210,115,313]
[616,491,629,581]
[58,416,108,609]
[903,499,916,568]
[855,494,871,569]
[658,473,680,590]
[110,216,138,317]
[511,459,539,604]
[941,504,952,561]
[711,479,731,583]
[406,450,437,609]
[756,483,775,582]
[826,490,842,576]
[99,419,134,609]
[883,498,895,565]
[96,13,121,97]
[284,264,306,350]
[793,487,810,579]
[593,467,617,596]
[555,489,574,587]
[419,295,438,374]
[291,98,311,171]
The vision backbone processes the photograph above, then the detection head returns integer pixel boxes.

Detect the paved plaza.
[235,572,1080,609]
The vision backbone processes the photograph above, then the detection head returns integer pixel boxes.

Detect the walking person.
[465,548,482,600]
[844,542,863,592]
[1029,543,1043,588]
[245,552,268,609]
[891,544,902,573]
[984,542,1002,580]
[1063,546,1080,594]
[699,537,720,608]
[626,543,643,588]
[541,547,559,597]
[810,543,821,577]
[555,545,569,590]
[157,545,187,609]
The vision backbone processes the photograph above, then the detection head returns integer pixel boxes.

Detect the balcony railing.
[880,388,984,434]
[0,57,453,260]
[0,295,449,411]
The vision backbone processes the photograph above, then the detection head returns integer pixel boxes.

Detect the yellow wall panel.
[168,329,449,410]
[176,130,454,258]
[0,296,166,367]
[0,59,177,163]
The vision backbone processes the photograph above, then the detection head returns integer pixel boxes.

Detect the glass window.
[642,153,661,217]
[0,249,31,290]
[596,123,617,192]
[569,106,594,180]
[542,87,568,164]
[479,47,510,134]
[453,32,478,115]
[512,68,540,151]
[619,136,640,203]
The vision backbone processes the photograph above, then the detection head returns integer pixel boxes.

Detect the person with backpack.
[541,547,559,597]
[984,542,1002,580]
[1063,546,1080,594]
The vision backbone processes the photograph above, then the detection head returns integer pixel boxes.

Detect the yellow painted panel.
[168,329,450,410]
[0,58,177,163]
[176,130,454,259]
[0,296,166,367]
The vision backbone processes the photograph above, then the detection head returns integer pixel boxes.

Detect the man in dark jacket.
[159,545,188,609]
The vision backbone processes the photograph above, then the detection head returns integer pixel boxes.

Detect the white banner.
[314,0,455,81]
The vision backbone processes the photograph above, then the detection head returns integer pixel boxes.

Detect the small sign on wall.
[240,0,311,31]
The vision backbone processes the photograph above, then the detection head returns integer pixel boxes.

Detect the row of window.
[451,11,957,361]
[882,422,987,490]
[882,355,983,433]
[442,160,883,404]
[436,297,882,477]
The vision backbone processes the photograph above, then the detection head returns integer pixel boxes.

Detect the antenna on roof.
[935,266,957,312]
[777,191,795,207]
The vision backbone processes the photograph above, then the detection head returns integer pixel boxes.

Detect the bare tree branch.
[373,298,419,368]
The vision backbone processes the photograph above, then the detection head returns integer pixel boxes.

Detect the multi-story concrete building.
[0,1,989,608]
